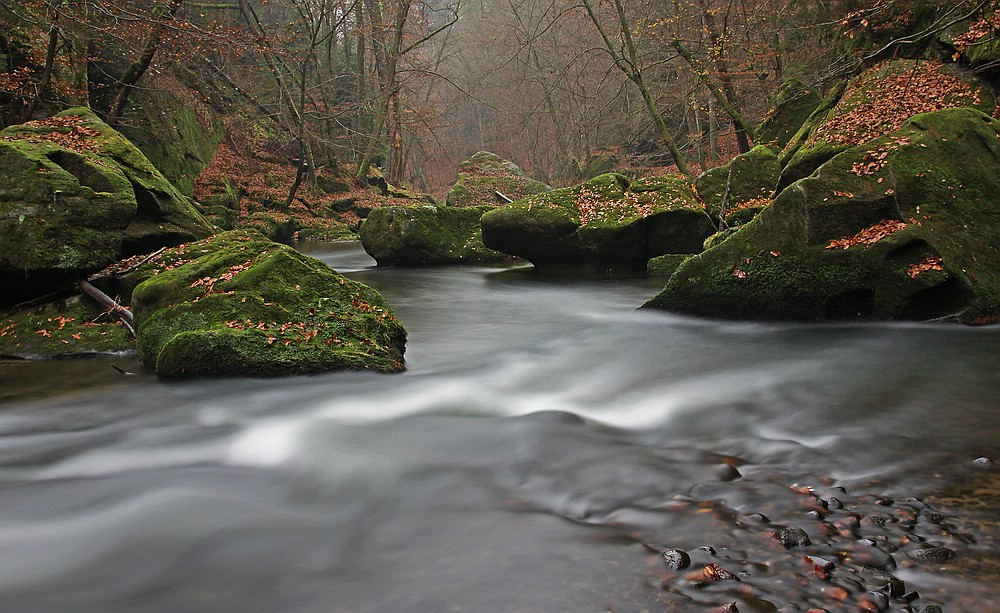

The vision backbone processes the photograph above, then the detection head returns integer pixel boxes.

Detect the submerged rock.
[128,230,406,377]
[360,204,511,266]
[481,173,715,272]
[644,108,1000,325]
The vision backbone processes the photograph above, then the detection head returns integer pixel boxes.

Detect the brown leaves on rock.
[907,256,944,278]
[826,220,907,250]
[816,61,984,147]
[576,186,654,226]
[1,115,101,154]
[189,260,252,297]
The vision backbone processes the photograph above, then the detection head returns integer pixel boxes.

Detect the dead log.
[76,279,135,337]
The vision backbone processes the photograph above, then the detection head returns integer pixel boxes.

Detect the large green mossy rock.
[778,60,995,191]
[1,108,214,256]
[0,135,135,303]
[129,231,406,377]
[696,146,780,224]
[446,151,550,207]
[481,173,715,271]
[360,205,510,266]
[644,108,1000,325]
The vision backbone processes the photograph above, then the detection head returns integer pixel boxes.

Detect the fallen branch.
[495,191,514,203]
[76,279,135,337]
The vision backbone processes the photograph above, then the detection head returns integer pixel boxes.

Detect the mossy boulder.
[2,108,214,256]
[756,82,822,149]
[360,205,510,266]
[696,146,780,225]
[481,173,716,272]
[0,134,136,304]
[128,230,406,377]
[644,108,1000,325]
[778,60,995,190]
[446,151,550,207]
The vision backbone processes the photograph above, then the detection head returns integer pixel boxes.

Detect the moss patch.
[0,295,134,358]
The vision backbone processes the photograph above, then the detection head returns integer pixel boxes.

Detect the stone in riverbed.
[359,204,512,266]
[644,108,1000,325]
[445,151,550,208]
[771,526,811,548]
[661,549,691,570]
[481,173,715,272]
[127,230,406,377]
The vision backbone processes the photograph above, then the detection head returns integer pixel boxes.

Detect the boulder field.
[643,108,1000,325]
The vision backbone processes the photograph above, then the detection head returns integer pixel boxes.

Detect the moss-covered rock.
[696,146,780,224]
[0,295,134,358]
[128,230,406,377]
[0,133,136,303]
[647,253,691,277]
[116,73,226,197]
[360,204,510,266]
[1,108,214,256]
[446,151,550,207]
[756,82,822,149]
[481,173,715,272]
[644,108,1000,325]
[778,60,995,190]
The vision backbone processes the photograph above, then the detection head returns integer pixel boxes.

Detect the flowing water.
[1,242,999,612]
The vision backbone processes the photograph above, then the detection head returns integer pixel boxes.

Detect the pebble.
[861,567,905,597]
[859,590,889,612]
[972,456,993,467]
[771,526,811,548]
[661,548,691,570]
[920,606,944,613]
[908,546,956,562]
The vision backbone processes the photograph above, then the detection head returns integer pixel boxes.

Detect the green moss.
[482,173,714,271]
[778,60,995,191]
[647,253,691,277]
[0,295,133,358]
[360,204,510,265]
[757,82,822,149]
[696,146,780,221]
[130,230,406,377]
[646,107,1000,323]
[446,151,550,208]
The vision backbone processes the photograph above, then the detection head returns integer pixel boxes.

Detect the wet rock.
[859,590,889,612]
[803,555,835,579]
[908,546,956,562]
[845,544,897,570]
[661,549,691,570]
[972,456,993,467]
[861,567,905,597]
[771,526,811,548]
[701,563,741,583]
[920,605,944,613]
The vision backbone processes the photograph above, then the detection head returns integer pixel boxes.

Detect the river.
[1,242,998,612]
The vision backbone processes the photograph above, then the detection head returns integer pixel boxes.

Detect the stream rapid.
[1,242,998,612]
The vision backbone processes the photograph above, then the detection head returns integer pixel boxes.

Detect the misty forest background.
[6,0,976,201]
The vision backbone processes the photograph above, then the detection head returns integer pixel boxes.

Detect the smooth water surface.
[1,242,998,612]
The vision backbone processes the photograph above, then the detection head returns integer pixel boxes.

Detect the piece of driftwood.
[76,279,135,337]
